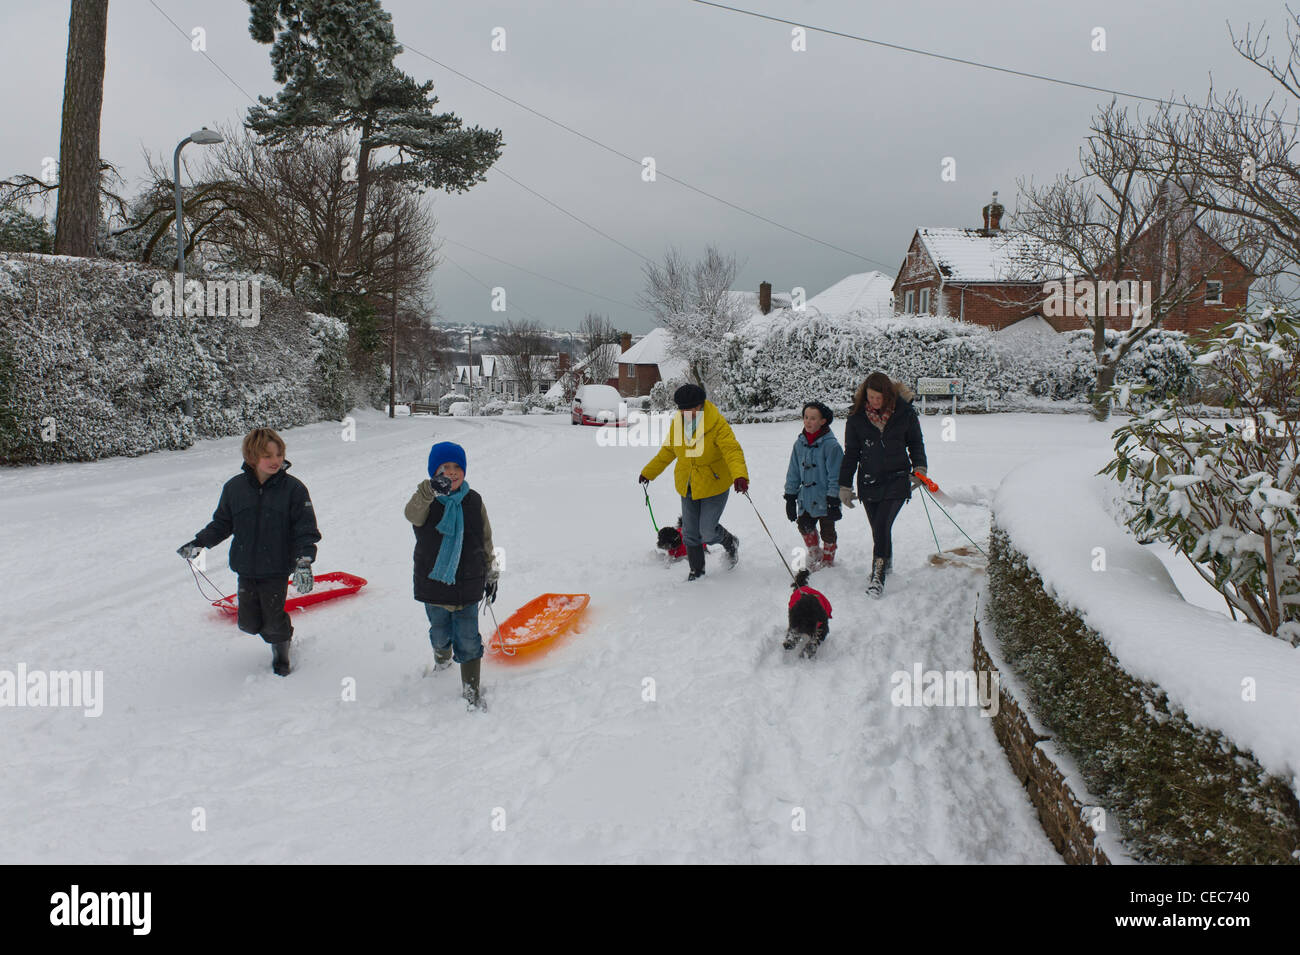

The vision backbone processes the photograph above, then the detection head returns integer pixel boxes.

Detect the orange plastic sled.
[488,593,590,663]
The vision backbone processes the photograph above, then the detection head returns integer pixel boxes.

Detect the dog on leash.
[785,568,832,658]
[656,518,709,563]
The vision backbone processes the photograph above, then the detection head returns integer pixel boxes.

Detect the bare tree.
[53,0,109,257]
[641,245,746,388]
[1015,102,1265,419]
[498,319,548,396]
[577,312,619,383]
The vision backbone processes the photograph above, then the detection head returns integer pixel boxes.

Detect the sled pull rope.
[484,597,515,656]
[742,490,797,583]
[914,473,987,557]
[184,557,227,602]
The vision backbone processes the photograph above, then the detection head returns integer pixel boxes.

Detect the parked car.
[571,384,627,426]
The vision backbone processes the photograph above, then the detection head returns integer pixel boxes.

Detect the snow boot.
[866,558,887,599]
[424,646,453,676]
[822,541,837,567]
[461,658,485,711]
[719,526,740,569]
[686,544,706,581]
[271,639,291,676]
[801,530,823,570]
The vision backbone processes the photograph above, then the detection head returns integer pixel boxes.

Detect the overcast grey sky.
[1,0,1292,332]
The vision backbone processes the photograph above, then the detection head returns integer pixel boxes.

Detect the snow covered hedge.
[0,253,355,464]
[715,312,1195,413]
[987,449,1300,864]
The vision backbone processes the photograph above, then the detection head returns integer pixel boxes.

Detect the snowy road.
[0,409,1111,863]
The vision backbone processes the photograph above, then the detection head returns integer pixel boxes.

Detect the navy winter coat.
[784,427,844,518]
[193,461,321,578]
[839,400,928,503]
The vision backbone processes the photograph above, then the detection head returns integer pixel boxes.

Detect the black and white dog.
[785,568,832,658]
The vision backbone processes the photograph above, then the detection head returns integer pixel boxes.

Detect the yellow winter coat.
[642,400,749,499]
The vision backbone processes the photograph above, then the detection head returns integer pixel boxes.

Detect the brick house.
[615,329,687,398]
[892,193,1254,334]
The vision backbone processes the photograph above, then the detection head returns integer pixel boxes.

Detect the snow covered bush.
[1105,311,1300,644]
[437,393,468,414]
[0,208,53,254]
[648,379,674,413]
[715,312,1196,413]
[0,253,355,464]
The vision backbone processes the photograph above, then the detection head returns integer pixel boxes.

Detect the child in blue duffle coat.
[784,401,844,570]
[404,441,500,711]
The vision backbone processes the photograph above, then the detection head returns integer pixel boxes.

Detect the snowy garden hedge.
[986,450,1300,864]
[717,312,1195,415]
[0,253,356,464]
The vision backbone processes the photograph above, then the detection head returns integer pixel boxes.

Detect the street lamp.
[173,127,224,275]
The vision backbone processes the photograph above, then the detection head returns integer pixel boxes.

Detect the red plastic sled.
[488,593,590,663]
[212,571,368,617]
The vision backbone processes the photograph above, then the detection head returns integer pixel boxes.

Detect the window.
[1205,280,1223,305]
[904,290,915,313]
[919,288,931,314]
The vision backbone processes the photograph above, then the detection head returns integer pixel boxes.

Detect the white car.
[571,384,627,426]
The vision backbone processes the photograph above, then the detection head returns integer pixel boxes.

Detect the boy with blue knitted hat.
[404,440,500,710]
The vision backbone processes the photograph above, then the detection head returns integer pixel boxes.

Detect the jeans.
[424,602,483,663]
[863,498,906,561]
[680,488,730,547]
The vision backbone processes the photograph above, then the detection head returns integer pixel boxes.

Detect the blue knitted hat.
[428,441,467,478]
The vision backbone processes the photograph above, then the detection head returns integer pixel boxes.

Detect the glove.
[177,541,202,560]
[293,557,314,594]
[484,574,499,605]
[417,479,436,501]
[826,497,842,520]
[430,473,453,496]
[733,477,749,494]
[638,473,650,485]
[784,494,797,522]
[910,467,928,489]
[838,486,857,509]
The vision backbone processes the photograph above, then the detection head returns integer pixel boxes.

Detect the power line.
[493,167,651,262]
[397,38,893,268]
[440,235,651,313]
[692,0,1300,131]
[438,252,550,325]
[147,0,259,104]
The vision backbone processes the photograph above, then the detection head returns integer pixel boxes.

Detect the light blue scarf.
[428,481,471,585]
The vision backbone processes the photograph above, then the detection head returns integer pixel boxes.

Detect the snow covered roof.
[455,365,482,383]
[804,271,895,318]
[479,355,502,376]
[995,314,1059,340]
[729,289,794,337]
[915,228,1067,284]
[573,342,621,373]
[618,328,688,382]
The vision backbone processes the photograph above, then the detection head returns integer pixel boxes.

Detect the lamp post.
[173,127,224,275]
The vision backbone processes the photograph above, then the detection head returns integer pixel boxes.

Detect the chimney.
[621,332,632,353]
[558,352,570,374]
[759,281,772,315]
[981,191,1004,234]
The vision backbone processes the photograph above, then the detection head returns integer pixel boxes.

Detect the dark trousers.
[237,575,294,645]
[796,512,838,543]
[863,498,906,561]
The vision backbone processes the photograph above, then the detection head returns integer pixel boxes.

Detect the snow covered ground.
[0,409,1127,864]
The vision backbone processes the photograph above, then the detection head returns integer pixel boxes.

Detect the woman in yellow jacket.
[639,384,749,581]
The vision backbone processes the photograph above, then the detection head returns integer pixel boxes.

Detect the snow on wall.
[0,253,354,464]
[993,447,1300,787]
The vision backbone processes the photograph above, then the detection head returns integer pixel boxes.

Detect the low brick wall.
[973,619,1110,865]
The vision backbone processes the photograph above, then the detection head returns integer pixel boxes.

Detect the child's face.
[803,407,826,431]
[438,462,465,491]
[255,444,284,480]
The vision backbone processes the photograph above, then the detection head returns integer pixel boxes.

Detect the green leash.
[917,483,987,557]
[643,485,661,534]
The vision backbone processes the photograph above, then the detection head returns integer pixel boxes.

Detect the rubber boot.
[434,646,453,671]
[271,639,291,676]
[686,544,706,581]
[460,658,484,710]
[718,526,740,569]
[801,530,823,570]
[822,541,837,567]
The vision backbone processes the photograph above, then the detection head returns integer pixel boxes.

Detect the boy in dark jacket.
[405,441,500,711]
[838,374,927,598]
[178,428,321,675]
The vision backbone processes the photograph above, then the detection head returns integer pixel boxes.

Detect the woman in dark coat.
[837,372,928,597]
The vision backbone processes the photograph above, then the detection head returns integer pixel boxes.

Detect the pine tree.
[54,0,109,257]
[244,0,502,271]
